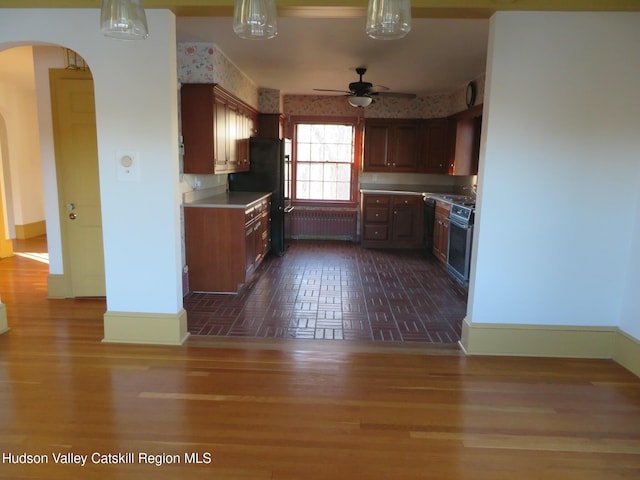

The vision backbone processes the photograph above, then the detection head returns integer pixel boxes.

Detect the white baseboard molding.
[460,317,640,378]
[103,309,189,346]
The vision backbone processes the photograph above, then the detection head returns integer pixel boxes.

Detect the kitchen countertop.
[184,191,271,209]
[359,185,475,207]
[360,188,426,196]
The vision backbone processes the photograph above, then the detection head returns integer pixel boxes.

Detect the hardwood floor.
[1,238,640,479]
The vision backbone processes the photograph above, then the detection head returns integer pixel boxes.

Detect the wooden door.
[50,69,105,297]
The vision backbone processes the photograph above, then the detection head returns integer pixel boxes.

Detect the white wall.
[468,12,640,338]
[0,9,183,315]
[0,46,46,235]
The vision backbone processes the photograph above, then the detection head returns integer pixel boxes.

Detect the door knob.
[65,203,76,211]
[69,213,77,220]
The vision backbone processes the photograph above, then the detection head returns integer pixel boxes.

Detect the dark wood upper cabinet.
[421,118,451,174]
[180,83,258,175]
[363,107,481,176]
[256,113,288,139]
[449,105,483,176]
[363,119,420,172]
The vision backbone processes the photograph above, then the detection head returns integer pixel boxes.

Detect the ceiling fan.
[313,67,417,108]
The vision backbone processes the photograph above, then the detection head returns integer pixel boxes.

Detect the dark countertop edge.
[184,191,271,209]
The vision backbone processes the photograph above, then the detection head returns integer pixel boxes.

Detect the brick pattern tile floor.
[185,240,468,344]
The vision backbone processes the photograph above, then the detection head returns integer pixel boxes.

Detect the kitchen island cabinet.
[361,192,424,248]
[181,84,258,175]
[184,192,271,293]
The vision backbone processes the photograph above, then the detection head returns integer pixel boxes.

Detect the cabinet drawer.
[364,207,389,223]
[363,225,390,242]
[435,200,451,217]
[393,195,422,207]
[245,207,257,225]
[364,195,390,207]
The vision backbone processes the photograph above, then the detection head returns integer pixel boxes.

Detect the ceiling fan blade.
[372,91,417,99]
[313,88,351,94]
[366,85,390,93]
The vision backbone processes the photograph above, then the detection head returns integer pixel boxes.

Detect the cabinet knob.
[404,200,408,204]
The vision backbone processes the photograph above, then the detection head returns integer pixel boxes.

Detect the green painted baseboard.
[460,318,640,378]
[103,309,189,345]
[15,220,46,239]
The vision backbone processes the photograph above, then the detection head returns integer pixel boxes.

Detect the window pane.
[297,142,311,162]
[309,181,323,199]
[336,182,350,200]
[297,162,310,181]
[297,124,311,143]
[324,163,338,182]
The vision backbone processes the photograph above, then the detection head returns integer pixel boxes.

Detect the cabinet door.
[214,96,229,173]
[391,196,424,245]
[363,123,391,171]
[391,122,420,171]
[227,101,239,169]
[422,118,451,173]
[181,84,215,174]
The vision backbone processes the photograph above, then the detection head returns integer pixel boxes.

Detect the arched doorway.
[0,45,104,303]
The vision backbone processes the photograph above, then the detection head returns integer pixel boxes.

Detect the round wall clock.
[465,81,477,108]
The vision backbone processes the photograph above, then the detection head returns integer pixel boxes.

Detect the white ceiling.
[176,16,490,98]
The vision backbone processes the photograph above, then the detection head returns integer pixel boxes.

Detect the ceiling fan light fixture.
[348,95,373,108]
[233,0,278,40]
[100,0,148,40]
[366,0,411,40]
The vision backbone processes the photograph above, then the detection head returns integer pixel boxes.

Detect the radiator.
[288,208,358,240]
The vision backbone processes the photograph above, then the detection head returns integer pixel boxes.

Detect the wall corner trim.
[103,309,189,346]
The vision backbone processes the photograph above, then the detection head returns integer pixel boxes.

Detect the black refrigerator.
[228,137,291,257]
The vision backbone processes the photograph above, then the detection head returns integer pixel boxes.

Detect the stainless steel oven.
[447,204,474,283]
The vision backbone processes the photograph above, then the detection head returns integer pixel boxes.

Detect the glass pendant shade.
[366,0,411,40]
[348,96,373,108]
[233,0,278,40]
[101,0,149,40]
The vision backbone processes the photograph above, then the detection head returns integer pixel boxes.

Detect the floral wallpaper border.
[177,42,484,118]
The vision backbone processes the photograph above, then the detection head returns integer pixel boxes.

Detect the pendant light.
[366,0,411,40]
[100,0,149,40]
[233,0,278,40]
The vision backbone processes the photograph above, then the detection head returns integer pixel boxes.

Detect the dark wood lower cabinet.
[185,196,270,293]
[361,193,424,249]
[432,200,451,264]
